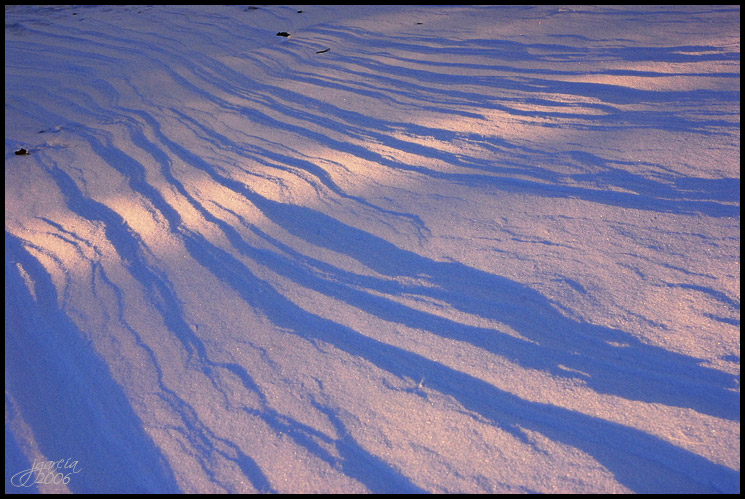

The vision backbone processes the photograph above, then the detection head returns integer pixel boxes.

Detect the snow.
[4,4,739,494]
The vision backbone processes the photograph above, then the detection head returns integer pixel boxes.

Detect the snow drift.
[5,5,740,493]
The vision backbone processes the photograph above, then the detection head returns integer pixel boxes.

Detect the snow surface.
[4,4,740,494]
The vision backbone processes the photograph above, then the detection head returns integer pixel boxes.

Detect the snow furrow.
[5,5,739,494]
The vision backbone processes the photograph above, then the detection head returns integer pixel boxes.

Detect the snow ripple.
[5,5,739,493]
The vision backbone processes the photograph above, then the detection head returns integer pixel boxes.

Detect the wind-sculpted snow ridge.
[5,5,739,494]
